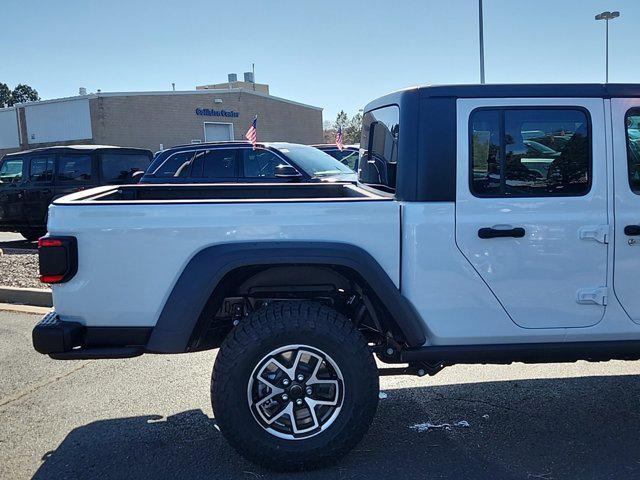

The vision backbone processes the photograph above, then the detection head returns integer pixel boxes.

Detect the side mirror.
[275,164,302,179]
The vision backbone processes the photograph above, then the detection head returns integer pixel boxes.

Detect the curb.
[0,303,51,315]
[0,286,52,308]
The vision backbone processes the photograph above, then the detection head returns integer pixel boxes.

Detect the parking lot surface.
[2,311,640,480]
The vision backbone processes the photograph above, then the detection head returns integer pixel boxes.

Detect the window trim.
[624,107,640,196]
[468,105,593,199]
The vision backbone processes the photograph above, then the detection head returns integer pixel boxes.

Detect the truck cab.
[358,84,640,345]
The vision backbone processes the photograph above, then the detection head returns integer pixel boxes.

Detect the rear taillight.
[38,236,78,284]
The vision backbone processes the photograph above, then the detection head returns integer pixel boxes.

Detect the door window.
[155,151,195,178]
[470,108,591,197]
[101,153,151,183]
[359,105,400,192]
[243,149,289,178]
[192,149,237,179]
[0,157,24,184]
[626,108,640,194]
[325,149,359,170]
[29,156,54,183]
[57,154,92,182]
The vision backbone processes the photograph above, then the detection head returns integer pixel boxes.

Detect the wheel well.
[188,264,406,351]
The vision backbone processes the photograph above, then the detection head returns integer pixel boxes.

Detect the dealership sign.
[195,108,239,118]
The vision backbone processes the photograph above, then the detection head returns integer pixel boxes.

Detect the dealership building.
[0,75,324,157]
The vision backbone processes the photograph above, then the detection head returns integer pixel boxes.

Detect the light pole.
[479,0,485,84]
[595,10,620,83]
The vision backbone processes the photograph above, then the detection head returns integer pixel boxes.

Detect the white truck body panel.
[48,200,400,328]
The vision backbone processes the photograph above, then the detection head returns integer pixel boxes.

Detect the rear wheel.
[211,301,379,471]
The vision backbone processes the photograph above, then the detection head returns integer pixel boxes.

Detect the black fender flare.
[145,242,426,353]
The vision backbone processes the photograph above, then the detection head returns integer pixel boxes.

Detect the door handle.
[624,225,640,236]
[478,227,526,239]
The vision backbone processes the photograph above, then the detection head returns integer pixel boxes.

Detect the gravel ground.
[0,250,48,289]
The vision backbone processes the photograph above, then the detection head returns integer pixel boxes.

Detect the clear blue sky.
[2,0,638,122]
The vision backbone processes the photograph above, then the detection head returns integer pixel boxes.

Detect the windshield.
[0,158,24,184]
[278,145,354,177]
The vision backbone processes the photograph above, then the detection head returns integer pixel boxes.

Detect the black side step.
[50,347,144,360]
[400,340,640,365]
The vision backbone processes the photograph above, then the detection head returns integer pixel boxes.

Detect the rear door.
[23,154,54,226]
[455,98,608,329]
[611,99,640,323]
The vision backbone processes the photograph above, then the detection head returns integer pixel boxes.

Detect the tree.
[323,110,363,145]
[0,83,11,108]
[10,84,39,105]
[344,112,362,144]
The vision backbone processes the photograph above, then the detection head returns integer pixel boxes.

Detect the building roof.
[365,83,640,111]
[12,87,322,112]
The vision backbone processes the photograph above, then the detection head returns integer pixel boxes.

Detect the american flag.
[336,126,344,151]
[245,115,258,147]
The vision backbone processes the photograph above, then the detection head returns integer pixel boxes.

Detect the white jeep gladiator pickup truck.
[33,84,640,471]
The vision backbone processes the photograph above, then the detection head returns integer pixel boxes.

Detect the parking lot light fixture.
[595,10,621,83]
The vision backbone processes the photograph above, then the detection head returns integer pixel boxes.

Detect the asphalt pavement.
[2,311,640,480]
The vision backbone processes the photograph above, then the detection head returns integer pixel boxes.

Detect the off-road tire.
[211,301,379,471]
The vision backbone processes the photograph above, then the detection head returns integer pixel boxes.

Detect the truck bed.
[47,182,399,329]
[54,182,389,204]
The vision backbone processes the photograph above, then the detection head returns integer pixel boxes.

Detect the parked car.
[32,84,640,471]
[0,145,152,241]
[140,141,356,184]
[311,143,360,170]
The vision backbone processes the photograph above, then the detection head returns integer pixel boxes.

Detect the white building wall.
[24,98,92,144]
[0,108,20,149]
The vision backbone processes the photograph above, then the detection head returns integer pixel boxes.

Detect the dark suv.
[140,141,356,184]
[0,145,152,240]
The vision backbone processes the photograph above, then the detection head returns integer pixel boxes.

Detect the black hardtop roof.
[365,83,640,111]
[4,144,152,157]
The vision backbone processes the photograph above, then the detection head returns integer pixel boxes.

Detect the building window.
[470,108,591,197]
[626,108,640,195]
[30,156,54,183]
[58,154,92,182]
